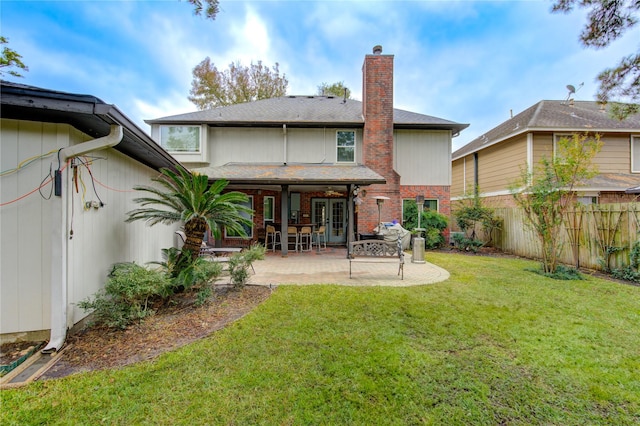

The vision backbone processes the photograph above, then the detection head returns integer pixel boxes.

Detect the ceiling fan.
[324,187,343,196]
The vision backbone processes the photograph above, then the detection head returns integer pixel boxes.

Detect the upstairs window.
[553,133,573,164]
[160,125,201,153]
[337,130,355,163]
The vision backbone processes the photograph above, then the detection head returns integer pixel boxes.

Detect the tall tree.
[189,59,288,109]
[552,0,639,118]
[126,167,252,267]
[318,81,351,99]
[186,0,219,20]
[0,36,28,77]
[510,133,602,275]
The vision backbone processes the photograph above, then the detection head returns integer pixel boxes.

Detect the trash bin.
[412,230,425,264]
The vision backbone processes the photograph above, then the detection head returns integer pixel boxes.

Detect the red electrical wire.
[0,162,69,207]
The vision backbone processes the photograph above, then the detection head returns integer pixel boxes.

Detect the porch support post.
[347,183,354,258]
[281,184,289,256]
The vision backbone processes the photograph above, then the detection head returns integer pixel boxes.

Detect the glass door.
[312,198,347,244]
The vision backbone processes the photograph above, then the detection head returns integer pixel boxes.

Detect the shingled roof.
[146,95,468,134]
[452,100,640,160]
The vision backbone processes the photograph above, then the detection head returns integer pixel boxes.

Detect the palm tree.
[126,167,252,267]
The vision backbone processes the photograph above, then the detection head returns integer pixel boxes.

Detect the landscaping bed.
[23,285,271,380]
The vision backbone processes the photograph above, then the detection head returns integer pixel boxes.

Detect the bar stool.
[265,224,281,252]
[287,226,299,252]
[313,225,327,250]
[297,226,312,252]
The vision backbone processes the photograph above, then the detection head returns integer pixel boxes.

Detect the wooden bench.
[348,235,405,280]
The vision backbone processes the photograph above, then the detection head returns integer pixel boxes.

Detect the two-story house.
[147,46,468,253]
[452,100,640,207]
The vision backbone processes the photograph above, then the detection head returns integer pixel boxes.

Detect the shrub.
[526,264,584,281]
[451,233,484,253]
[79,252,226,329]
[453,191,502,247]
[610,266,640,283]
[78,263,172,329]
[173,257,224,305]
[154,247,224,296]
[228,244,266,289]
[411,210,449,249]
[609,240,640,283]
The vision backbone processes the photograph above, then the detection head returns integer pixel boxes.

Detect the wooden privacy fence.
[492,203,640,271]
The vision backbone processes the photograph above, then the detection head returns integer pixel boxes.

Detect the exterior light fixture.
[373,196,390,233]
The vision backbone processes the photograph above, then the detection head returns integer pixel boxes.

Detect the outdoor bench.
[348,235,405,280]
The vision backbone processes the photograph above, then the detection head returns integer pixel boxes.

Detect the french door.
[311,198,347,244]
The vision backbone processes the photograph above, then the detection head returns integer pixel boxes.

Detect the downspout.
[283,124,287,165]
[43,124,123,353]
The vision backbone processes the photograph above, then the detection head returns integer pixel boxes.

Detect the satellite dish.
[565,83,583,103]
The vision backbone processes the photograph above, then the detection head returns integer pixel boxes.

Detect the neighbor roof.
[192,163,386,186]
[453,100,640,160]
[146,95,469,135]
[581,173,639,192]
[1,80,179,171]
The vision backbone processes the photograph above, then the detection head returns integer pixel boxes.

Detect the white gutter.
[42,124,123,353]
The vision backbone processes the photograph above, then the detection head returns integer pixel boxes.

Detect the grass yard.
[2,253,639,425]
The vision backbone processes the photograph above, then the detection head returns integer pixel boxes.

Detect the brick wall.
[360,47,401,232]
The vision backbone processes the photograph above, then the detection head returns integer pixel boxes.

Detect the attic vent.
[307,95,315,99]
[327,95,335,99]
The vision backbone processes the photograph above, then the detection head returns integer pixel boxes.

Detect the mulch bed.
[20,285,273,380]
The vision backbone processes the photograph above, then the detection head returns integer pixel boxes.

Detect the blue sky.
[2,0,639,151]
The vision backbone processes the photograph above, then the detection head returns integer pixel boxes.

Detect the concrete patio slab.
[246,247,449,287]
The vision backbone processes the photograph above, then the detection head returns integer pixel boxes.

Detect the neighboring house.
[452,100,640,207]
[146,46,468,253]
[1,81,180,346]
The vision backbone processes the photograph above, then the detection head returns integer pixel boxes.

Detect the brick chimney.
[361,45,401,232]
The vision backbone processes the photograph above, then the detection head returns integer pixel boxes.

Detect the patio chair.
[265,224,281,252]
[298,226,312,252]
[313,225,327,250]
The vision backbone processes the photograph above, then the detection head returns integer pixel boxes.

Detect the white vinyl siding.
[207,127,363,166]
[395,130,451,185]
[1,119,175,337]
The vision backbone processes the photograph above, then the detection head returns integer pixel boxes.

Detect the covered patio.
[241,247,450,287]
[193,163,387,255]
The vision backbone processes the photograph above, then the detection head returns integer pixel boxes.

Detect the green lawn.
[2,253,639,425]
